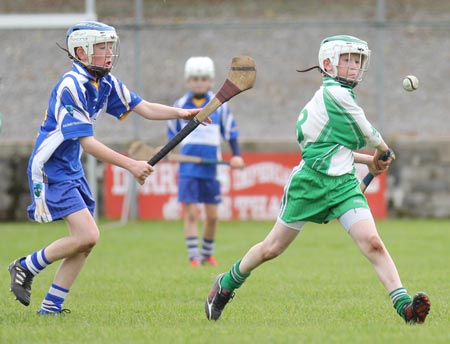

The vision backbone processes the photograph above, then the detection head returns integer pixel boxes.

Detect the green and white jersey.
[296,77,382,176]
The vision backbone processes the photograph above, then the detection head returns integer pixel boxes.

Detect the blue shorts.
[178,176,221,204]
[27,175,95,222]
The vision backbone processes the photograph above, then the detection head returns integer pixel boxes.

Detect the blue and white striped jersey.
[28,62,142,183]
[168,91,239,179]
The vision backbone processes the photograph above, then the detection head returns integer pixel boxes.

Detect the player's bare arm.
[133,100,203,121]
[353,151,390,176]
[80,136,153,185]
[353,152,373,165]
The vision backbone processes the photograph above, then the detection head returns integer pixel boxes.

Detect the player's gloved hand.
[32,181,52,223]
[230,156,245,169]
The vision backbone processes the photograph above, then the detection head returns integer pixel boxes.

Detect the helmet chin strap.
[192,92,207,99]
[335,76,358,88]
[296,63,359,88]
[87,65,111,78]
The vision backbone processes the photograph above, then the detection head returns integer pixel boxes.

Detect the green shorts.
[279,161,369,224]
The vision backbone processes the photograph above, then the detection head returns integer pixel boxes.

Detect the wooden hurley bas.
[147,55,256,166]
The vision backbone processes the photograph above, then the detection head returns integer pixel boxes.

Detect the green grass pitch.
[0,219,449,343]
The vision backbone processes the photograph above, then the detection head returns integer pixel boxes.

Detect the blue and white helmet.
[318,35,370,86]
[66,21,119,77]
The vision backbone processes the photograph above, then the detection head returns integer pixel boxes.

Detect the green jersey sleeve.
[325,85,382,149]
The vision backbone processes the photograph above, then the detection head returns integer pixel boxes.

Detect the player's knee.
[185,209,198,223]
[77,231,100,252]
[185,214,197,225]
[365,234,385,254]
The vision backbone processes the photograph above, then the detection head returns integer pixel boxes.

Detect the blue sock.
[39,284,69,314]
[20,248,51,275]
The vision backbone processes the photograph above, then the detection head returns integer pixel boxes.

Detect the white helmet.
[318,35,370,86]
[66,21,119,77]
[184,57,215,80]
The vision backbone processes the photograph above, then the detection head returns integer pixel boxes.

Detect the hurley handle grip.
[147,119,200,166]
[361,173,375,188]
[361,149,395,190]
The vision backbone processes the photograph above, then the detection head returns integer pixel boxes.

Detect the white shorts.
[277,217,306,231]
[277,207,373,232]
[339,207,373,232]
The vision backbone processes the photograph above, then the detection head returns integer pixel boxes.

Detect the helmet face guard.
[85,37,120,77]
[66,22,120,77]
[318,35,371,87]
[333,47,370,86]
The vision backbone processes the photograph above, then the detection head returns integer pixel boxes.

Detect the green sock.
[220,259,250,292]
[389,287,412,318]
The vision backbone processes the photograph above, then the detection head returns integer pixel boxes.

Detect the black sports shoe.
[8,257,34,306]
[402,292,431,324]
[205,273,234,321]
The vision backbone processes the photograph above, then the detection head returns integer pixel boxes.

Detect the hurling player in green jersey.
[205,35,430,324]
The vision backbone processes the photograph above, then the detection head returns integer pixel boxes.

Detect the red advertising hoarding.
[104,152,387,220]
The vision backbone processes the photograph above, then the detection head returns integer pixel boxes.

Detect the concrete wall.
[0,21,449,145]
[389,137,450,218]
[0,142,33,220]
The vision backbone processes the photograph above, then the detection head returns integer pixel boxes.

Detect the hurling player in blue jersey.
[7,22,202,315]
[168,57,244,267]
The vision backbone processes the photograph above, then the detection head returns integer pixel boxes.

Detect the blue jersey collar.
[72,62,97,81]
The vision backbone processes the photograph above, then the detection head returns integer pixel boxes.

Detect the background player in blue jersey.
[7,21,202,315]
[168,57,244,267]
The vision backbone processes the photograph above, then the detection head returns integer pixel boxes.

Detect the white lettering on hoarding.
[218,196,233,220]
[111,165,128,195]
[232,163,291,190]
[234,195,280,220]
[110,162,292,197]
[217,165,231,193]
[162,196,183,220]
